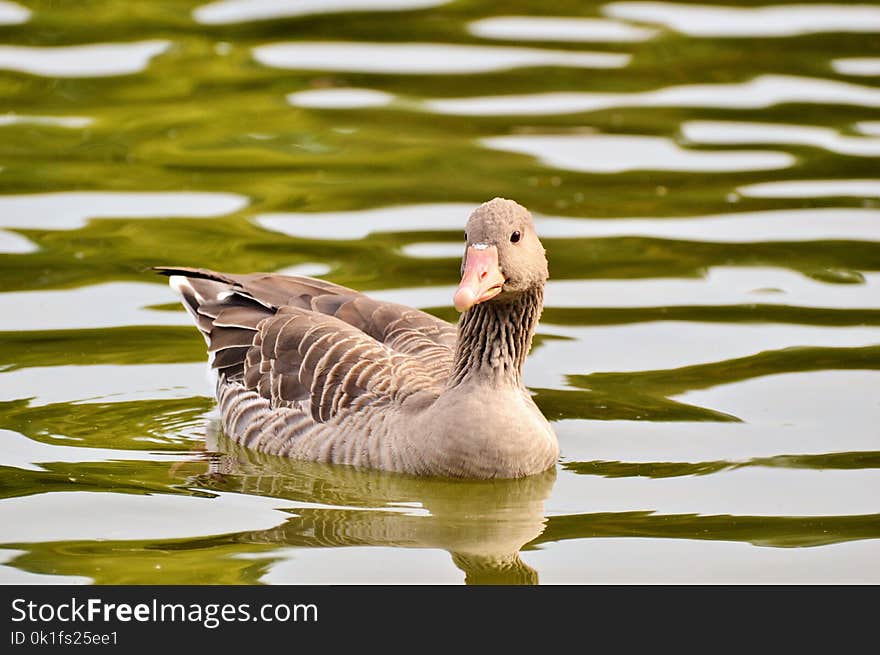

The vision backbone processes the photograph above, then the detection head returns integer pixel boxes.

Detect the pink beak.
[454,245,506,312]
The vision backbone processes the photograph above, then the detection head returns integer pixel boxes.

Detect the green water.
[0,0,879,584]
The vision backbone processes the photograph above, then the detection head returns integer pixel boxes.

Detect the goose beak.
[454,245,505,312]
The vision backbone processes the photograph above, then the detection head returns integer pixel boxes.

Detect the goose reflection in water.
[191,430,556,585]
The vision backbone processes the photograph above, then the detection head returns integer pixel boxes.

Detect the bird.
[156,197,558,479]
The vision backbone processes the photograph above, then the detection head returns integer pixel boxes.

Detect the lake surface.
[1,0,878,584]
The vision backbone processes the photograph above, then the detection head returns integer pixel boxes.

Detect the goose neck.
[448,285,543,388]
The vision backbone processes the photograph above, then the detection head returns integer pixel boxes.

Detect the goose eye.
[510,230,521,243]
[464,232,468,241]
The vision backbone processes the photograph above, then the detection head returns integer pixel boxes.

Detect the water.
[0,0,878,584]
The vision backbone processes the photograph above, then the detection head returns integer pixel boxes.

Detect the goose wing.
[155,266,456,355]
[155,267,453,422]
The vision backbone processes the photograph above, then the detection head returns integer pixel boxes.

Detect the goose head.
[454,198,549,312]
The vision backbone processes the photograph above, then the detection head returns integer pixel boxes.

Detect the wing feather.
[156,266,455,356]
[157,267,456,424]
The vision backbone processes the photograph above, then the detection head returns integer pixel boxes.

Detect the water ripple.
[256,203,880,243]
[832,57,880,76]
[426,75,880,115]
[468,15,657,42]
[407,208,880,245]
[604,2,880,37]
[856,121,880,136]
[481,133,795,173]
[194,0,448,25]
[0,429,190,472]
[364,268,880,311]
[738,179,880,198]
[286,87,395,109]
[253,41,630,74]
[0,0,28,25]
[0,491,290,543]
[0,192,248,231]
[528,538,880,583]
[0,113,94,128]
[0,283,189,331]
[0,40,170,78]
[0,363,212,406]
[682,120,880,157]
[0,231,37,254]
[547,461,880,516]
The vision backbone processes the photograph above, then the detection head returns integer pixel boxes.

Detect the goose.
[157,197,558,479]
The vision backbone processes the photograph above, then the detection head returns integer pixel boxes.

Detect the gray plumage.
[157,198,559,478]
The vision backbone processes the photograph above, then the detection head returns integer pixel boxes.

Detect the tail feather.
[168,275,214,339]
[161,269,274,381]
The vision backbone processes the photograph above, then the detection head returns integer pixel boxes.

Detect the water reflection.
[0,283,190,330]
[481,133,794,173]
[0,428,186,471]
[0,114,93,128]
[681,120,880,157]
[196,433,557,584]
[253,41,629,74]
[833,58,880,76]
[0,1,29,25]
[427,74,880,115]
[856,121,880,136]
[287,88,396,109]
[2,489,290,543]
[527,324,879,386]
[274,262,332,277]
[0,191,247,259]
[603,2,880,37]
[737,179,880,199]
[340,268,880,311]
[468,16,657,42]
[0,191,248,231]
[0,231,36,254]
[193,0,449,25]
[0,362,211,406]
[255,204,475,240]
[255,204,880,243]
[0,41,170,78]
